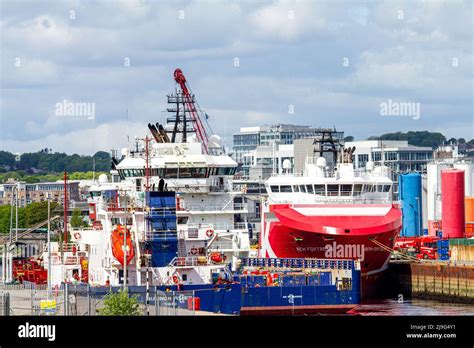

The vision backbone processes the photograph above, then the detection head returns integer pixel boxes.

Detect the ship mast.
[172,68,213,154]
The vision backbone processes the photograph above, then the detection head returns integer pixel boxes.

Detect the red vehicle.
[12,258,47,284]
[394,236,439,259]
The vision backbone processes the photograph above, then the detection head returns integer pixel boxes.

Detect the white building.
[243,144,294,180]
[346,140,433,176]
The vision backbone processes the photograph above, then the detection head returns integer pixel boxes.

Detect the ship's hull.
[261,204,402,297]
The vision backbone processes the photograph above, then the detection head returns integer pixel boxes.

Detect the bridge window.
[280,185,292,193]
[178,168,192,178]
[340,184,353,196]
[364,184,374,193]
[217,167,236,175]
[314,184,325,196]
[306,185,314,194]
[293,185,300,192]
[353,184,363,196]
[327,184,339,196]
[299,185,306,193]
[270,185,279,193]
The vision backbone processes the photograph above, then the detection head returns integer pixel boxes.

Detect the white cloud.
[0,0,472,154]
[248,0,327,42]
[0,121,146,155]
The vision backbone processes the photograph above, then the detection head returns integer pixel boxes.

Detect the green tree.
[0,205,12,234]
[24,201,58,226]
[0,201,58,234]
[70,208,86,228]
[0,151,16,166]
[97,290,142,316]
[344,136,354,142]
[367,131,446,148]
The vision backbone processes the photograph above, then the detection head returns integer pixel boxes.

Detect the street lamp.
[415,196,421,237]
[47,193,52,299]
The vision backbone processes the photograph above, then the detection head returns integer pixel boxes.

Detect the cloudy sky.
[0,0,472,155]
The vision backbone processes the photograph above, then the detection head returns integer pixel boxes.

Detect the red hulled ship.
[260,138,402,297]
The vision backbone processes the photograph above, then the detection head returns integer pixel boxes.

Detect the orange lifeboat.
[111,225,135,266]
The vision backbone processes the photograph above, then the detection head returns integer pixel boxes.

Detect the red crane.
[173,68,211,154]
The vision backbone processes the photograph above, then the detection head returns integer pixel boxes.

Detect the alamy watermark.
[55,99,95,120]
[324,242,365,261]
[18,322,55,341]
[380,99,420,120]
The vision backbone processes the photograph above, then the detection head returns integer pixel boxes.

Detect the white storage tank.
[453,162,473,196]
[427,162,450,235]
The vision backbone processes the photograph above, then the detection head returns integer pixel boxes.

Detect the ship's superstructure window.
[364,184,374,192]
[314,184,325,196]
[216,167,236,176]
[268,181,392,198]
[177,216,188,224]
[340,184,353,196]
[327,184,339,196]
[119,167,225,179]
[118,169,145,178]
[353,184,363,196]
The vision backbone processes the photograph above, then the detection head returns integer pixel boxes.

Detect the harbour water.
[351,298,474,316]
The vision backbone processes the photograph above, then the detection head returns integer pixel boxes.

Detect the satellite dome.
[121,147,129,157]
[187,134,198,143]
[316,157,327,168]
[208,135,223,149]
[366,161,375,171]
[98,174,108,183]
[282,159,292,170]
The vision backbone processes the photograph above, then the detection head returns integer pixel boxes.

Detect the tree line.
[0,201,59,234]
[0,150,111,173]
[367,131,474,149]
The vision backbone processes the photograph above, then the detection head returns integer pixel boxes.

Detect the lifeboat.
[210,252,226,263]
[111,225,135,266]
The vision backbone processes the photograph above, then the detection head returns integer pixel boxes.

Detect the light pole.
[415,197,421,237]
[47,194,51,299]
[15,183,19,242]
[123,193,127,292]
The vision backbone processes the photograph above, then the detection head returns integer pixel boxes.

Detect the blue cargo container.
[399,173,423,237]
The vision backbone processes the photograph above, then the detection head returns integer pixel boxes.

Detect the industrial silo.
[466,196,474,238]
[399,173,423,237]
[454,162,473,196]
[441,169,465,239]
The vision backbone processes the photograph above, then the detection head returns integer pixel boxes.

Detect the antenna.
[380,138,385,168]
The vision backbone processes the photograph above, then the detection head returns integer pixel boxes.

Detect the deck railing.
[187,222,248,231]
[240,258,355,270]
[145,231,178,241]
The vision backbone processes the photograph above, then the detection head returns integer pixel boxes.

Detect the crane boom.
[173,68,210,154]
